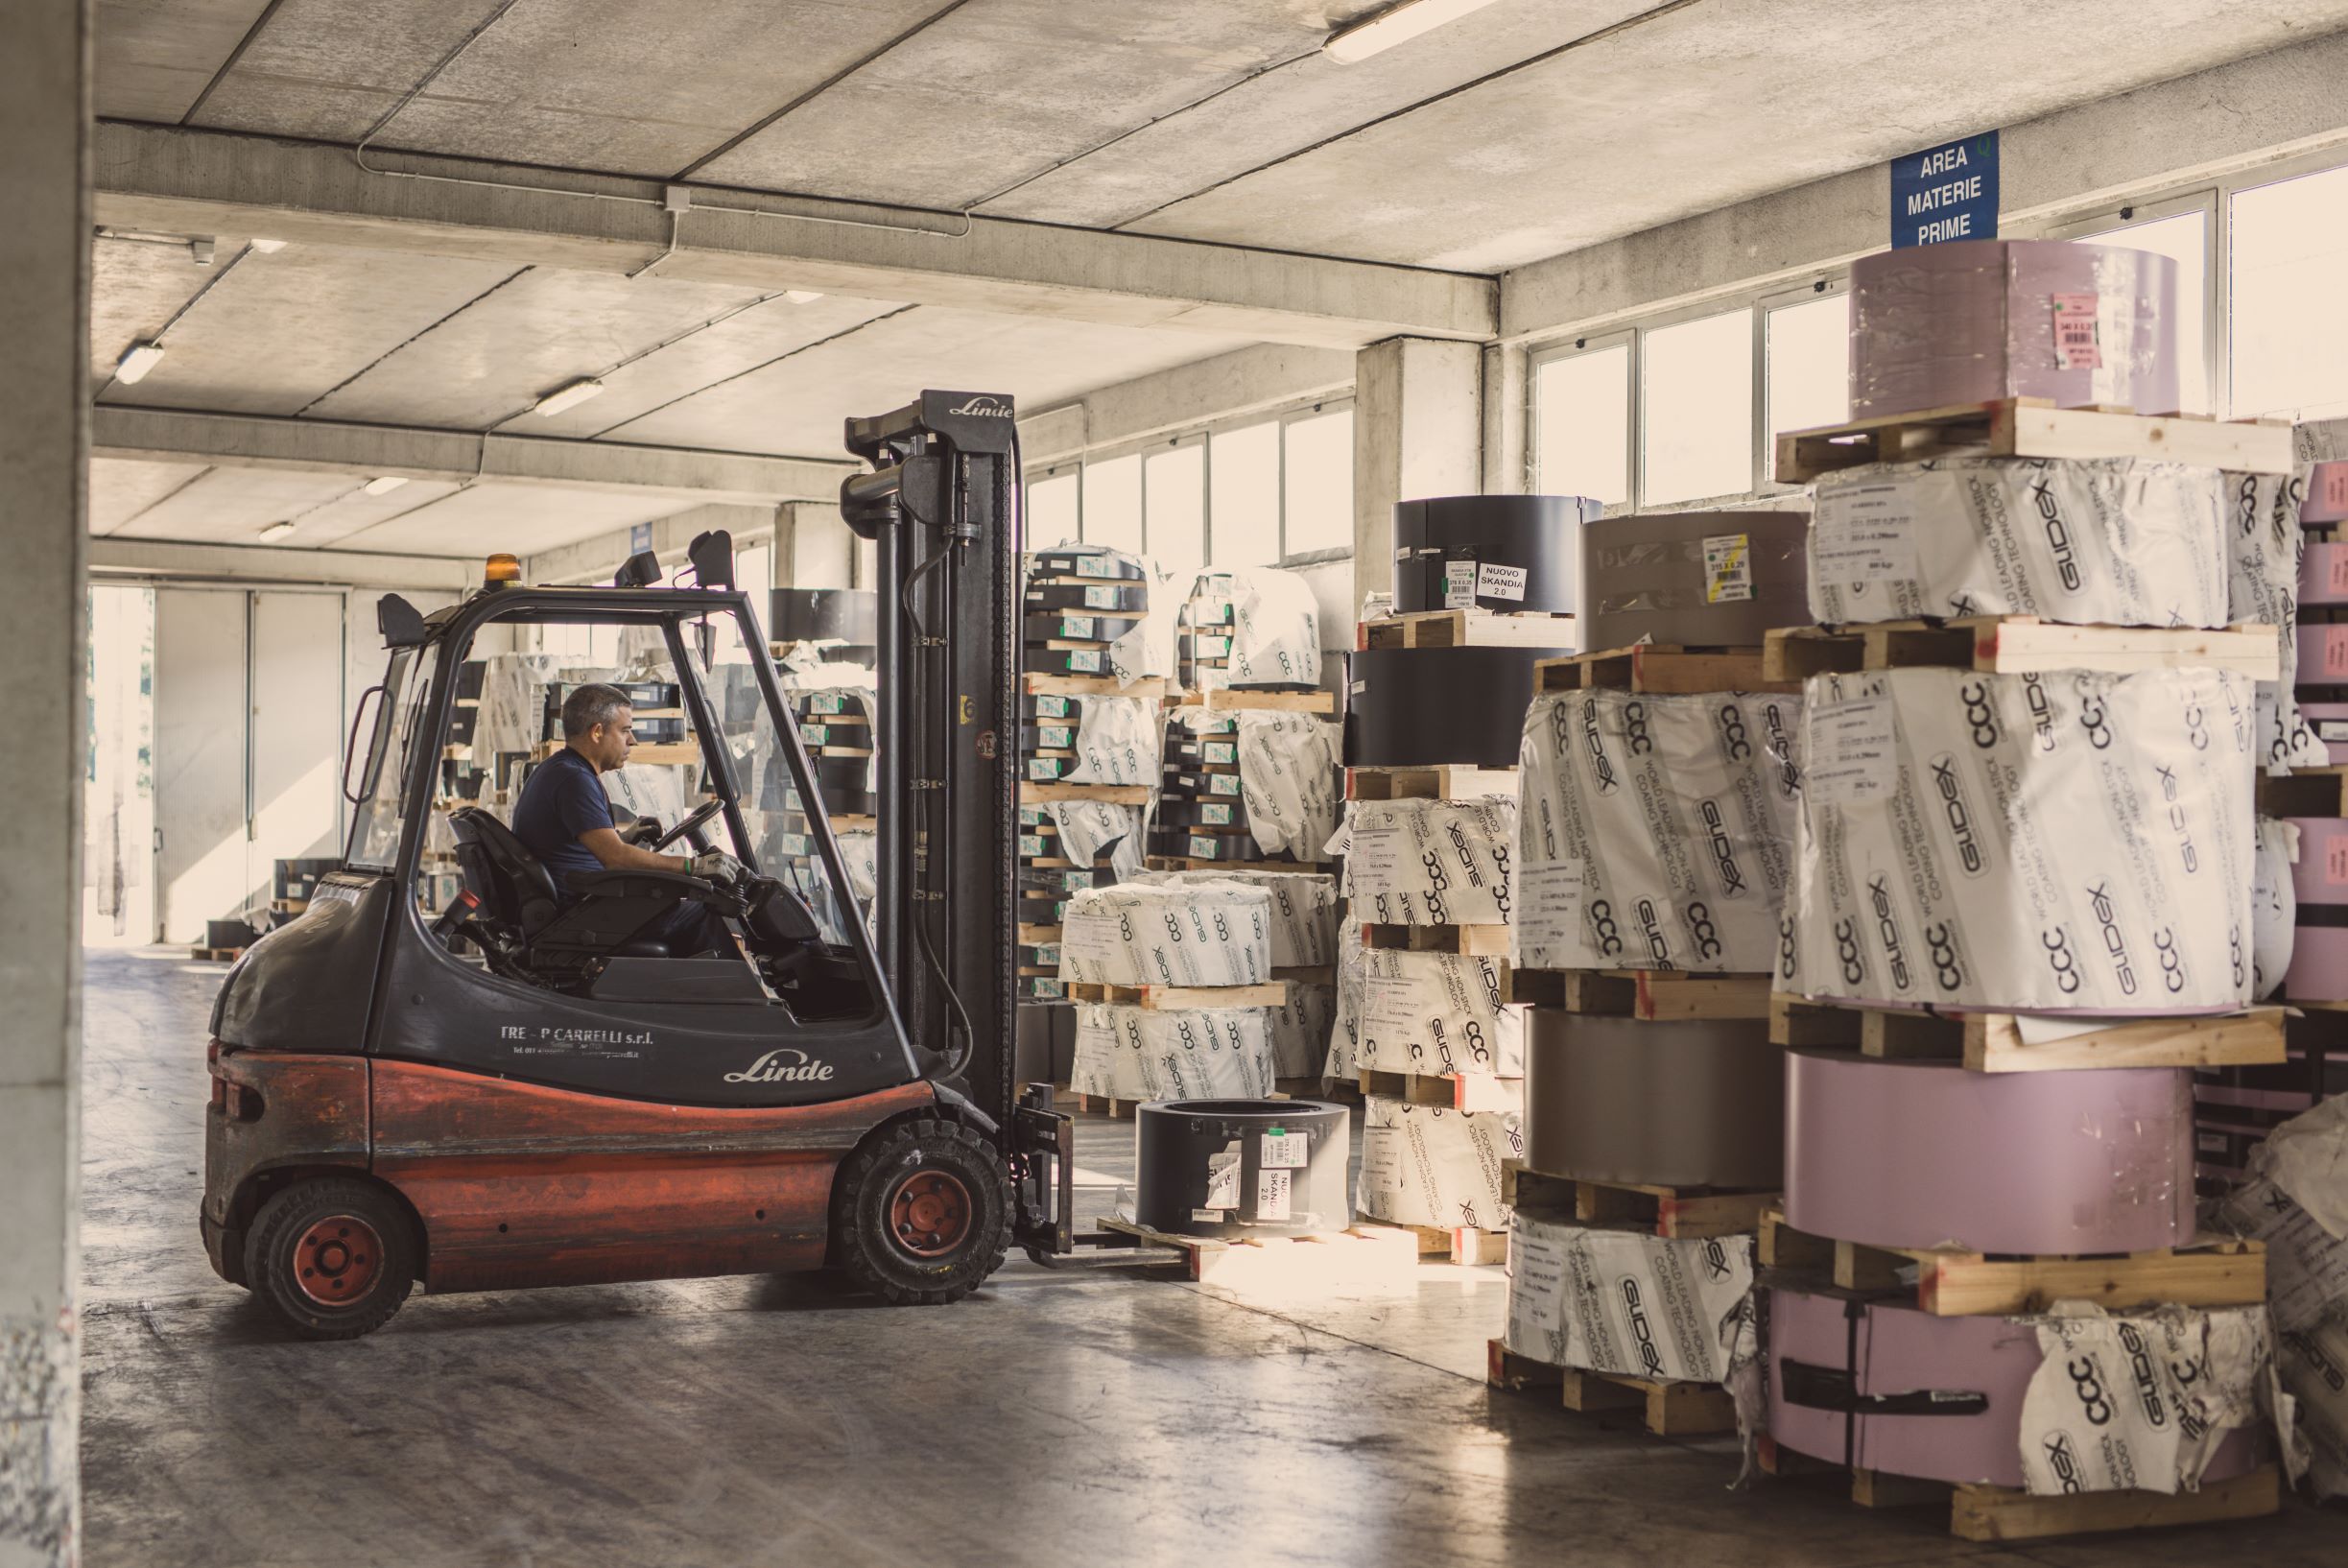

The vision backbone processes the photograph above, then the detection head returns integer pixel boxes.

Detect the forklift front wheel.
[244,1177,417,1341]
[831,1118,1010,1305]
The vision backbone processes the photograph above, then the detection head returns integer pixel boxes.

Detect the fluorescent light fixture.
[115,341,166,385]
[249,238,288,253]
[258,521,297,542]
[1323,0,1502,62]
[533,377,605,417]
[783,290,824,304]
[360,475,409,496]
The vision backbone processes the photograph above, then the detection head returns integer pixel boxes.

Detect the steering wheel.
[652,798,725,853]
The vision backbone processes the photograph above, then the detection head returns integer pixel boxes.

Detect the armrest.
[565,867,716,900]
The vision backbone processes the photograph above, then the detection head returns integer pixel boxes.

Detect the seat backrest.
[449,807,562,935]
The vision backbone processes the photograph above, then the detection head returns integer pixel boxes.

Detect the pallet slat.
[1774,397,2295,484]
[1768,994,2287,1072]
[1359,609,1577,651]
[1506,1164,1776,1240]
[1347,764,1519,800]
[1486,1342,1735,1435]
[1064,980,1290,1010]
[1535,644,1791,696]
[1358,1068,1523,1114]
[1762,616,2279,682]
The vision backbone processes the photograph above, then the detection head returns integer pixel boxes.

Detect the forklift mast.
[839,392,1022,1130]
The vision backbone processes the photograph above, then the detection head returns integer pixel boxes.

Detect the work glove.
[691,848,745,885]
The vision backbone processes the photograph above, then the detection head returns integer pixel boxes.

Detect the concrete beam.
[88,536,479,589]
[520,502,779,586]
[94,405,853,505]
[94,122,1497,350]
[1352,338,1482,605]
[1019,342,1357,464]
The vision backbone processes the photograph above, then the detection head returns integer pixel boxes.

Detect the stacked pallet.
[1495,510,1809,1433]
[1752,237,2294,1537]
[1151,687,1340,873]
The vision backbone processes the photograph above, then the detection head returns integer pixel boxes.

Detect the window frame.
[1528,328,1637,515]
[1755,275,1853,496]
[2037,186,2221,418]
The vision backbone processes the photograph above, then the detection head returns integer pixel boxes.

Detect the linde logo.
[2117,1325,2169,1429]
[2023,674,2057,753]
[2042,1433,2087,1495]
[1927,753,1987,878]
[1958,680,2000,748]
[1580,700,1618,794]
[1867,876,1913,992]
[723,1048,836,1083]
[946,395,1012,418]
[2029,478,2084,592]
[1698,800,1746,896]
[1634,899,1672,965]
[1715,703,1751,763]
[2085,882,2138,994]
[1620,1277,1667,1378]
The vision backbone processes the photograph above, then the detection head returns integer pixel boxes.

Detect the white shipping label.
[1204,1147,1243,1209]
[1701,534,1756,604]
[1068,650,1103,672]
[1082,584,1120,608]
[1256,1167,1293,1221]
[1346,822,1407,890]
[1477,562,1530,602]
[1812,486,1923,583]
[1514,861,1586,951]
[1444,559,1478,609]
[1805,697,1899,804]
[1060,915,1121,962]
[1261,1130,1309,1169]
[1077,557,1119,579]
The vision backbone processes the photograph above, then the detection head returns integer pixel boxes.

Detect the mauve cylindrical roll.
[1767,1286,2265,1488]
[1345,644,1572,767]
[2297,623,2348,687]
[1393,494,1598,615]
[2304,460,2348,524]
[2286,816,2348,999]
[2300,540,2348,606]
[1782,1049,2194,1255]
[1524,1012,1783,1188]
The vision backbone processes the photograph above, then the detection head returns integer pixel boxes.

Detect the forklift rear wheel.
[245,1177,417,1340]
[832,1118,1009,1305]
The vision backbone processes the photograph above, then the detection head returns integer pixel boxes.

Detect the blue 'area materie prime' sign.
[1891,132,1999,249]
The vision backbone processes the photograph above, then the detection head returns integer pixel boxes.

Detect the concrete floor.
[78,947,2341,1568]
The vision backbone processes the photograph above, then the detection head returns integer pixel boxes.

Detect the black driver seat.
[449,807,734,968]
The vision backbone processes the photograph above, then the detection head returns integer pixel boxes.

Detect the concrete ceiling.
[85,0,2348,558]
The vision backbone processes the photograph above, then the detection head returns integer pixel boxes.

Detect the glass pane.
[1641,309,1754,506]
[1209,421,1281,567]
[735,541,772,596]
[1767,293,1851,449]
[1026,470,1079,546]
[1281,409,1354,556]
[1144,443,1205,577]
[2075,209,2209,416]
[345,646,431,869]
[1080,453,1143,554]
[2232,163,2348,421]
[1533,344,1628,507]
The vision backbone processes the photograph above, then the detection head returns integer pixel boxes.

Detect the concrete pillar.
[0,1,88,1563]
[781,502,857,590]
[1351,336,1482,606]
[1481,343,1530,496]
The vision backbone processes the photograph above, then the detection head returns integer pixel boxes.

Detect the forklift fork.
[1009,1084,1183,1271]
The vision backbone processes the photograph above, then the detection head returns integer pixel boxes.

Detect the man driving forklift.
[510,681,740,958]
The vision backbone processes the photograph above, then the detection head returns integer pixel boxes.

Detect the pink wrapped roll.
[1783,1050,2194,1255]
[2286,816,2348,1001]
[1848,239,2179,420]
[2297,624,2348,686]
[2304,461,2348,524]
[2301,541,2348,606]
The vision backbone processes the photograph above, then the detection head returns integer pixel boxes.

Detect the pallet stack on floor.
[1746,237,2296,1540]
[1491,509,1810,1435]
[1340,497,1582,1267]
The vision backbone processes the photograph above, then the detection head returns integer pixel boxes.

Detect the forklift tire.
[244,1177,417,1341]
[831,1117,1010,1305]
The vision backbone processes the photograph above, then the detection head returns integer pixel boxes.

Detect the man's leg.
[652,899,732,958]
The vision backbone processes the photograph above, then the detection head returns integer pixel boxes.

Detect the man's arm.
[579,826,691,874]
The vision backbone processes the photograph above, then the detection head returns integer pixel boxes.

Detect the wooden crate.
[1063,980,1290,1010]
[1773,396,2295,484]
[1347,764,1518,800]
[1534,644,1791,696]
[1357,1067,1522,1115]
[1019,782,1150,806]
[1767,993,2287,1072]
[1762,616,2278,683]
[1506,1164,1776,1240]
[1758,1209,2265,1317]
[1183,687,1335,714]
[1022,672,1169,701]
[1358,608,1576,651]
[1485,1342,1737,1437]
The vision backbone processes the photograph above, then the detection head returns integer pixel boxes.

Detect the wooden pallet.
[1019,781,1150,806]
[1072,1092,1139,1119]
[1346,764,1519,800]
[1063,981,1290,1010]
[1768,994,2287,1072]
[1021,673,1169,701]
[1762,616,2278,683]
[1526,968,1773,1021]
[1357,1067,1522,1114]
[1143,857,1334,875]
[1773,396,2295,484]
[1506,1164,1776,1240]
[1486,1342,1738,1436]
[1358,608,1576,651]
[1362,922,1511,959]
[189,946,247,962]
[1365,1222,1512,1267]
[268,897,308,915]
[1181,687,1335,714]
[1535,644,1792,696]
[1758,1209,2265,1316]
[1099,1218,1422,1291]
[2258,765,2348,817]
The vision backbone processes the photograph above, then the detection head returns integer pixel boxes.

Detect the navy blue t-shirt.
[511,747,612,889]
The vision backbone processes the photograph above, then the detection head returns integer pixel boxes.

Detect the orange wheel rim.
[888,1171,972,1258]
[292,1215,384,1307]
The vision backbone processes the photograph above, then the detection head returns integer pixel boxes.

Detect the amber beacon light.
[484,554,522,588]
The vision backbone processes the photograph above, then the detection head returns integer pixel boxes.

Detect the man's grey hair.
[561,682,632,739]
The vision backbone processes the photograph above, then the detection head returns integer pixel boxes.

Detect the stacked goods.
[1177,567,1321,692]
[769,587,876,665]
[1150,699,1340,872]
[1136,867,1340,1083]
[1392,494,1596,615]
[1024,546,1156,679]
[1493,515,1807,1435]
[1060,878,1289,1109]
[1754,240,2295,1538]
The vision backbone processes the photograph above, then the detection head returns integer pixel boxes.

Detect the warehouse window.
[1145,440,1206,578]
[1764,287,1851,485]
[2232,161,2348,422]
[1641,307,1754,506]
[1531,337,1630,508]
[2063,201,2213,416]
[1281,407,1353,557]
[1209,421,1283,566]
[1079,453,1143,553]
[1026,468,1079,545]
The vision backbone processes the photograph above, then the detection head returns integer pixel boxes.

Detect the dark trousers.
[654,900,733,959]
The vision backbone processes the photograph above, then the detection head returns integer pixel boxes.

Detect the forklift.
[202,392,1100,1339]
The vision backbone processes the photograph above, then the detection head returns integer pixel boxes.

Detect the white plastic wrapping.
[790,681,880,796]
[1068,1005,1277,1102]
[2224,469,2327,772]
[1195,567,1322,689]
[1358,948,1526,1078]
[1139,868,1338,968]
[1235,711,1341,858]
[1043,799,1146,882]
[471,653,565,760]
[1265,984,1336,1079]
[1063,694,1161,786]
[1505,1215,1758,1386]
[1517,690,1801,974]
[1056,880,1272,986]
[2253,817,2300,1002]
[1332,796,1516,927]
[1356,1097,1520,1231]
[1809,459,2230,628]
[1323,930,1367,1081]
[1785,667,2255,1011]
[2018,1304,2271,1497]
